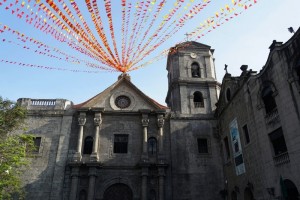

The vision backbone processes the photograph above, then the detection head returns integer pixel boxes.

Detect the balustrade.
[31,99,56,106]
[273,152,290,166]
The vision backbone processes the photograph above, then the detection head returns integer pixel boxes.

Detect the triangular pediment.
[74,74,168,112]
[175,41,211,50]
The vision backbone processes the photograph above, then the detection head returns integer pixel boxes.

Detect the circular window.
[115,95,131,109]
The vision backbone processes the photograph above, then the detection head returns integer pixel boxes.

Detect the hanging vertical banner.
[229,118,246,176]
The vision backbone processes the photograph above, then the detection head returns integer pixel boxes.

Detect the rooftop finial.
[118,72,131,81]
[224,64,228,74]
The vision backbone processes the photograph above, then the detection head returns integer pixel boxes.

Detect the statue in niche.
[191,63,200,77]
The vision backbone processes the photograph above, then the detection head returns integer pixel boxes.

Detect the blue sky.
[0,0,299,105]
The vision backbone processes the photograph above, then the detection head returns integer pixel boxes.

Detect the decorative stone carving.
[78,116,86,126]
[94,116,102,126]
[141,118,149,127]
[157,115,165,128]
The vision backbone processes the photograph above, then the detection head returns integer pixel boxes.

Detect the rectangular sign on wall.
[229,118,246,176]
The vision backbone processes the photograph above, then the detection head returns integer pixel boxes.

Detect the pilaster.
[87,167,97,200]
[157,114,165,157]
[158,165,167,200]
[90,112,102,162]
[73,112,86,162]
[141,164,149,200]
[69,167,80,200]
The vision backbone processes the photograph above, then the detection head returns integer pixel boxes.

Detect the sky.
[0,0,299,106]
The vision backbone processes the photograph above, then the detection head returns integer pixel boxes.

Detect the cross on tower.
[185,33,191,41]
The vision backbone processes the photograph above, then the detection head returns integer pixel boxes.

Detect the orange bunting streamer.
[0,0,259,73]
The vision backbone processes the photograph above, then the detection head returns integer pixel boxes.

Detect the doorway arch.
[244,187,254,200]
[231,191,237,200]
[284,179,299,200]
[103,183,133,200]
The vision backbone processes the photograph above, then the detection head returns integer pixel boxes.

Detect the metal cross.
[185,33,191,41]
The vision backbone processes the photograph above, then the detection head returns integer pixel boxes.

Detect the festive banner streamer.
[0,58,116,73]
[1,0,260,73]
[87,0,120,67]
[130,0,259,71]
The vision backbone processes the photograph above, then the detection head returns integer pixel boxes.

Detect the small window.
[197,138,208,153]
[33,137,42,153]
[242,125,250,144]
[269,128,287,156]
[114,134,128,153]
[224,137,230,160]
[148,137,157,156]
[261,86,277,114]
[226,88,231,101]
[193,91,204,108]
[191,62,200,77]
[83,136,93,154]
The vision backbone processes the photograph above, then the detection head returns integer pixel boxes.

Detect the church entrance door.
[103,183,133,200]
[284,179,299,200]
[244,188,254,200]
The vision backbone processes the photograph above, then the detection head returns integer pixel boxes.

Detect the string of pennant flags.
[0,0,259,73]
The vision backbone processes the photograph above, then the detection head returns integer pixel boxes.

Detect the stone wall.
[170,117,223,200]
[16,98,73,200]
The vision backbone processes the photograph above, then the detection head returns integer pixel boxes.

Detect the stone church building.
[16,28,300,200]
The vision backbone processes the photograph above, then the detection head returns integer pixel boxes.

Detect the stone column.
[90,113,102,162]
[157,115,165,153]
[141,166,149,200]
[141,114,149,154]
[158,167,166,200]
[73,112,86,162]
[69,167,80,200]
[87,167,97,200]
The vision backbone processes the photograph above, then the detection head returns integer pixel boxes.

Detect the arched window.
[295,60,300,85]
[193,91,204,108]
[261,85,277,114]
[148,137,157,156]
[191,62,200,77]
[83,136,93,154]
[226,88,231,102]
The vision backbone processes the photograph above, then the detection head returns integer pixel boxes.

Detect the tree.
[0,97,34,200]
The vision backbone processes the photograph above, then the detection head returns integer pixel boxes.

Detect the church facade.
[17,41,223,200]
[15,28,300,200]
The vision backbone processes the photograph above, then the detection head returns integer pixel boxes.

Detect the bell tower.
[165,41,223,199]
[165,41,220,115]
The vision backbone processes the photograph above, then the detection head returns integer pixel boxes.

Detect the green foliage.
[0,97,26,137]
[0,97,35,200]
